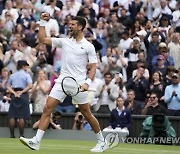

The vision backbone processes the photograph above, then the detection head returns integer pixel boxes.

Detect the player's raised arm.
[37,12,52,46]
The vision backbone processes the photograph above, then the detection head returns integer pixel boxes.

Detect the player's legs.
[20,82,65,150]
[38,96,60,131]
[78,103,109,152]
[78,103,100,133]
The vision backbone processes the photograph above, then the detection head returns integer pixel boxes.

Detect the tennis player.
[20,13,109,153]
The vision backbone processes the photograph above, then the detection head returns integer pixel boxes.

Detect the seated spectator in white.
[103,97,132,137]
[0,90,11,112]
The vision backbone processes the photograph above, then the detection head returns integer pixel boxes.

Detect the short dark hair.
[72,16,86,31]
[104,72,112,78]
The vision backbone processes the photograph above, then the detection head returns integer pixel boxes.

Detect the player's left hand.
[80,83,89,91]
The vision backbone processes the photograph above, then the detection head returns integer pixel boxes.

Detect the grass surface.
[0,138,180,154]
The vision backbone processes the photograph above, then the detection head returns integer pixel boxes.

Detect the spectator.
[118,30,133,56]
[168,32,180,69]
[0,90,11,112]
[163,66,176,86]
[152,42,174,67]
[125,37,142,80]
[124,89,142,115]
[116,47,128,82]
[16,8,36,30]
[0,19,12,45]
[31,69,51,113]
[93,20,108,57]
[3,40,24,73]
[132,59,150,80]
[33,111,61,130]
[105,13,123,48]
[172,1,180,28]
[0,0,19,24]
[42,0,61,17]
[144,30,165,67]
[103,97,132,137]
[142,92,167,115]
[7,60,32,138]
[126,66,149,108]
[104,55,122,78]
[147,71,166,106]
[153,0,172,21]
[158,15,172,37]
[118,9,132,30]
[129,0,143,22]
[0,67,10,100]
[94,72,119,113]
[152,54,167,78]
[164,73,180,116]
[72,111,92,131]
[112,73,127,100]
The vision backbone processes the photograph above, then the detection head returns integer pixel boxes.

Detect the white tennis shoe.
[19,136,40,150]
[90,140,109,153]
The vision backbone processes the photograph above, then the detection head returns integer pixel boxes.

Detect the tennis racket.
[61,76,96,96]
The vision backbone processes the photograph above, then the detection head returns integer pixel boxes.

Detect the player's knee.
[43,104,53,116]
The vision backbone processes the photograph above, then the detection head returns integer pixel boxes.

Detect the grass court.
[0,138,180,154]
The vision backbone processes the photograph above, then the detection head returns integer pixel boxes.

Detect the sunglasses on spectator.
[150,96,156,99]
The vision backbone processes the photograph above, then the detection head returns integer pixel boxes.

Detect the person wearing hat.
[6,60,32,138]
[152,42,174,67]
[152,54,167,78]
[164,73,180,116]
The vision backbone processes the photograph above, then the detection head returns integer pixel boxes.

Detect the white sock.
[96,131,105,143]
[35,129,45,142]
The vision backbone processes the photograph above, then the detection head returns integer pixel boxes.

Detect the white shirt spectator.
[44,18,60,37]
[118,38,133,56]
[42,5,60,17]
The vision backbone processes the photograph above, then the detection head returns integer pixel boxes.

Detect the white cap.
[133,37,140,42]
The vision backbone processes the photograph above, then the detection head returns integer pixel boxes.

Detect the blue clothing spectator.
[109,107,132,130]
[152,55,174,67]
[164,73,180,116]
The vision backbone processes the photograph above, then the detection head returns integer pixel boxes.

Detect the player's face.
[69,20,81,37]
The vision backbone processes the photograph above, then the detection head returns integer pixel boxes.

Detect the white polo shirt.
[51,37,97,84]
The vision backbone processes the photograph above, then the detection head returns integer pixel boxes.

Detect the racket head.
[61,76,80,96]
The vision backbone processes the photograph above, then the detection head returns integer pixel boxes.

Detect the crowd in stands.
[0,0,180,124]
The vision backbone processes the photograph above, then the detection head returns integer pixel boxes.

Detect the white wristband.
[85,78,92,85]
[36,19,47,27]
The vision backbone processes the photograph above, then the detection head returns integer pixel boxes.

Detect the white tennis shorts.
[49,82,88,104]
